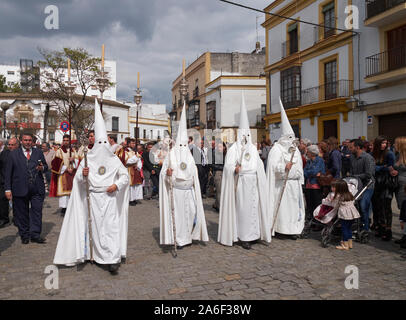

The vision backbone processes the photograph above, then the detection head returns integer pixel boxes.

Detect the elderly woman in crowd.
[303,145,326,222]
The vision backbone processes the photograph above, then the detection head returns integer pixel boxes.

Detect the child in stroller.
[303,177,371,247]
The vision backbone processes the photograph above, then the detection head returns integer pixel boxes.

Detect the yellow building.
[263,0,406,143]
[171,50,267,141]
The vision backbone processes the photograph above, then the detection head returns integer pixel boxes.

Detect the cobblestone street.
[0,196,405,300]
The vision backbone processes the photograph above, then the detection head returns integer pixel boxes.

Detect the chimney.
[255,41,261,53]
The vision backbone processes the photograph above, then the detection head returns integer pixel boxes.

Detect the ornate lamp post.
[96,70,109,114]
[96,44,109,114]
[1,102,10,139]
[134,81,142,146]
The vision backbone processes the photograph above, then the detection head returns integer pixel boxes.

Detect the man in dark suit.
[0,137,20,228]
[5,133,48,244]
[142,142,161,199]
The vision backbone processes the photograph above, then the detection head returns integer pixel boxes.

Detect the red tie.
[26,149,30,160]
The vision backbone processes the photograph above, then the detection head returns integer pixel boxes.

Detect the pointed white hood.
[237,91,252,147]
[169,102,195,180]
[94,98,109,145]
[279,97,294,137]
[86,98,125,188]
[176,102,188,147]
[278,97,296,149]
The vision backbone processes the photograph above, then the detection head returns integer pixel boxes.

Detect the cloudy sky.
[0,0,271,107]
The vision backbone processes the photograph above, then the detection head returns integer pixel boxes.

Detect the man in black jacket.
[142,142,161,199]
[0,137,19,228]
[5,133,48,244]
[210,140,226,211]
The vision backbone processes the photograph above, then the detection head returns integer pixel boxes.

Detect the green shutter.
[322,2,335,13]
[288,22,298,33]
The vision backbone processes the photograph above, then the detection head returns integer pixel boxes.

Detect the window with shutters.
[280,66,301,109]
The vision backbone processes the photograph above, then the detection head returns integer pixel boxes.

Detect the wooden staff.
[271,143,297,234]
[167,142,177,258]
[83,146,94,262]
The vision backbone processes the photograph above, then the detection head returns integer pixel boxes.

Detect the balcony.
[301,80,353,105]
[365,45,406,83]
[365,0,406,27]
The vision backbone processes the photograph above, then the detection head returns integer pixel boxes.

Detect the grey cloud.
[0,0,270,108]
[0,0,158,41]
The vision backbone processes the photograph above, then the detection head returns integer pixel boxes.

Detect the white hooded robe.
[53,100,129,265]
[217,92,272,246]
[159,103,209,246]
[266,98,305,236]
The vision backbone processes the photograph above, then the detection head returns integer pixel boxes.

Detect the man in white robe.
[54,99,129,274]
[266,98,305,240]
[159,103,209,248]
[218,93,271,249]
[127,151,143,205]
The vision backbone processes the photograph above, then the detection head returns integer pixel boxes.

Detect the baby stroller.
[302,177,373,247]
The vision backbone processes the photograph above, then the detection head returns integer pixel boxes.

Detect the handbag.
[386,174,399,193]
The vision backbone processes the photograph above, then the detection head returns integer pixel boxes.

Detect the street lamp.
[96,70,109,114]
[1,102,10,139]
[64,80,76,159]
[134,87,142,146]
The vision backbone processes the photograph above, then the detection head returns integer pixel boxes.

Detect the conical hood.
[176,101,188,147]
[279,97,294,137]
[237,91,252,145]
[94,98,108,143]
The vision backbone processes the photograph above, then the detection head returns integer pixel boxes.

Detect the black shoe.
[395,235,406,244]
[109,264,120,274]
[61,208,66,217]
[289,235,298,240]
[0,220,9,228]
[21,238,29,245]
[241,241,251,250]
[129,201,137,206]
[381,229,392,241]
[30,237,46,244]
[401,242,406,249]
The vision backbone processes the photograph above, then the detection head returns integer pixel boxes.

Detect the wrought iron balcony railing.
[366,0,406,20]
[281,80,353,110]
[366,45,406,77]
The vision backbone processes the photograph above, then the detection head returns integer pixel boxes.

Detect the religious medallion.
[180,162,187,170]
[244,152,251,161]
[98,166,106,175]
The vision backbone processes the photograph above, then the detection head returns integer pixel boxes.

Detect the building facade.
[0,59,117,101]
[126,103,170,143]
[357,0,406,142]
[263,0,360,143]
[0,93,129,144]
[171,51,267,142]
[263,0,406,143]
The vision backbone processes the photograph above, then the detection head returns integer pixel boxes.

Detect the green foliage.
[0,75,22,93]
[38,47,114,139]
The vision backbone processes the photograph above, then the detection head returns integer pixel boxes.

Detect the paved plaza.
[0,196,405,300]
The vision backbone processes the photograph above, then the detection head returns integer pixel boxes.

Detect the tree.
[37,47,113,141]
[0,75,23,93]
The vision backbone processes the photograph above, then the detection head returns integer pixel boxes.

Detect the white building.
[0,60,117,101]
[354,0,406,142]
[126,102,170,143]
[205,75,267,143]
[0,64,20,88]
[0,93,129,144]
[263,0,406,143]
